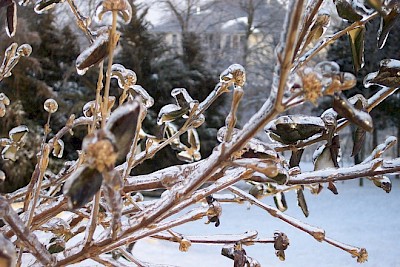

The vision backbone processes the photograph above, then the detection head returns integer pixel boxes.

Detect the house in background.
[150,0,287,121]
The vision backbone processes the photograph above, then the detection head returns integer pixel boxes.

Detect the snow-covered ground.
[125,178,400,267]
[29,163,399,267]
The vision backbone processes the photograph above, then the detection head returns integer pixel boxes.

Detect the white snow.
[129,177,400,267]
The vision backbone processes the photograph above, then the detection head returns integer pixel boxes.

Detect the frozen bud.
[356,248,368,263]
[179,238,191,252]
[124,69,137,87]
[76,29,112,75]
[372,175,392,193]
[0,234,16,267]
[106,101,141,163]
[0,170,5,182]
[96,0,132,24]
[205,195,222,227]
[44,98,58,113]
[17,44,32,57]
[52,138,64,158]
[83,100,96,117]
[220,64,246,87]
[64,166,103,209]
[34,0,65,14]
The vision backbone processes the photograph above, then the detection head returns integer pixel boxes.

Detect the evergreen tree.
[0,8,88,192]
[117,1,227,174]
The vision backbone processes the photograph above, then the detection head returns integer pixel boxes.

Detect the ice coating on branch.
[176,128,201,163]
[129,85,154,108]
[76,30,109,75]
[157,104,185,125]
[111,63,137,88]
[0,233,16,266]
[34,0,65,14]
[171,88,194,108]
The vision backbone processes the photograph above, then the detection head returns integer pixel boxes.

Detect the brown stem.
[101,10,118,129]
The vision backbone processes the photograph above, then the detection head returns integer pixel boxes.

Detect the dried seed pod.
[1,145,17,161]
[5,1,16,37]
[9,125,28,142]
[249,184,265,199]
[52,138,64,158]
[76,29,111,75]
[333,93,373,132]
[34,0,64,14]
[372,175,392,193]
[265,115,325,145]
[0,233,16,267]
[63,166,103,209]
[106,101,141,163]
[96,0,132,24]
[274,232,289,261]
[273,192,287,212]
[171,88,194,109]
[296,188,309,217]
[364,59,400,88]
[44,98,58,113]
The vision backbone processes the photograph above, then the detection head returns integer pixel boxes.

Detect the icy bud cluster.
[289,61,356,104]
